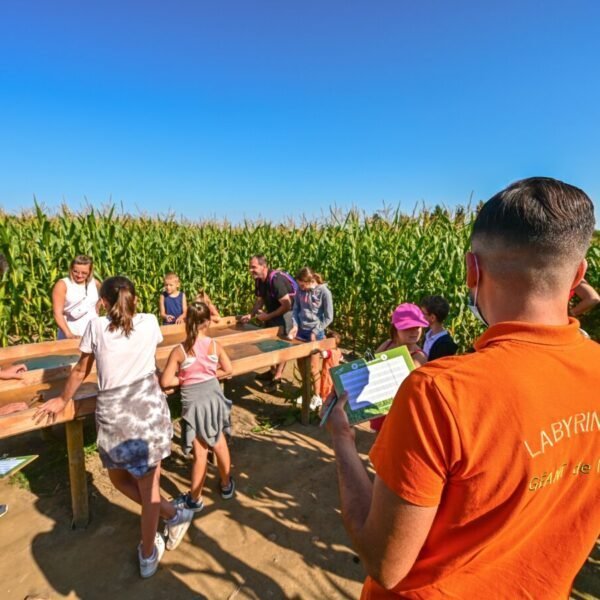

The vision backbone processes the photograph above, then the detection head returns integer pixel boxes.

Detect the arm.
[207,295,221,321]
[240,297,264,323]
[52,280,75,339]
[570,280,600,317]
[160,346,184,389]
[257,294,292,322]
[95,279,103,314]
[159,294,169,322]
[326,394,437,589]
[412,351,428,367]
[0,364,27,380]
[320,287,334,330]
[216,342,233,379]
[176,293,188,324]
[33,353,95,424]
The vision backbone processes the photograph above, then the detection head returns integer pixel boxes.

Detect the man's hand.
[165,314,175,323]
[322,392,355,442]
[256,310,270,322]
[288,325,298,340]
[175,315,185,324]
[33,397,69,425]
[0,364,28,380]
[239,314,252,324]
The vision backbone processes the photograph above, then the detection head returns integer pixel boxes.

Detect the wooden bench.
[0,318,336,527]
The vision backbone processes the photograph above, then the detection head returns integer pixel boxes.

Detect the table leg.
[65,419,89,529]
[299,357,312,426]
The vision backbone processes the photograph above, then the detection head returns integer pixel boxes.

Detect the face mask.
[467,254,489,327]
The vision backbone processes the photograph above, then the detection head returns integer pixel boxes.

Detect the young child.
[420,295,459,360]
[195,289,221,323]
[159,272,187,325]
[35,276,192,578]
[370,303,428,432]
[291,267,334,409]
[161,301,235,512]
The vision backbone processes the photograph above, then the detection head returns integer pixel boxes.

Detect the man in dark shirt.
[240,254,295,391]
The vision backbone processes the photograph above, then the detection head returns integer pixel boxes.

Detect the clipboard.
[0,455,39,479]
[320,346,415,426]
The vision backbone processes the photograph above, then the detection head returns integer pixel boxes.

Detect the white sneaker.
[309,395,323,410]
[138,532,165,578]
[294,396,303,406]
[164,507,193,551]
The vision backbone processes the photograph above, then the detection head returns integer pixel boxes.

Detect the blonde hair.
[70,255,94,284]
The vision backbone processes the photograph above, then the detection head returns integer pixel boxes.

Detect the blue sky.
[1,1,599,222]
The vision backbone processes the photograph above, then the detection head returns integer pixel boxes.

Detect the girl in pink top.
[161,302,235,512]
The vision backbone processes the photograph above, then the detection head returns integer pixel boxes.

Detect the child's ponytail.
[184,301,211,353]
[100,276,136,337]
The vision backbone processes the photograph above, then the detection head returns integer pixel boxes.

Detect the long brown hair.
[296,266,324,285]
[100,276,136,337]
[183,301,211,353]
[70,255,94,284]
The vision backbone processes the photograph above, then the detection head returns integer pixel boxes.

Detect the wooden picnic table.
[0,317,336,527]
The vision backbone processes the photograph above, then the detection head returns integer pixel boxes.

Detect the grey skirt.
[180,378,232,454]
[96,373,173,478]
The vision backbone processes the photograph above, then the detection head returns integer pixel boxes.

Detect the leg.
[310,352,321,394]
[108,468,176,520]
[190,437,209,502]
[273,361,286,380]
[212,433,232,488]
[136,465,163,558]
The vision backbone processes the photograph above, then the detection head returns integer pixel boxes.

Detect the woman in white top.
[52,255,101,339]
[36,276,192,578]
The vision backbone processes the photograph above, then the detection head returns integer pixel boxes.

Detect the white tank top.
[61,277,99,335]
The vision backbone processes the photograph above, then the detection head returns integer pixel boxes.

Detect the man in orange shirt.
[325,177,600,599]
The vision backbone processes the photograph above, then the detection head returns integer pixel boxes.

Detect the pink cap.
[391,303,428,330]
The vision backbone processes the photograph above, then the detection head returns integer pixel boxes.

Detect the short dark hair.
[420,295,450,322]
[250,254,268,266]
[471,177,595,262]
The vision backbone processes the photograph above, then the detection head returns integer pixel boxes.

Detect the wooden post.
[65,419,89,528]
[299,357,312,426]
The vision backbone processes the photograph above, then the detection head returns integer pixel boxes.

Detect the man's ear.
[465,252,478,289]
[570,258,588,290]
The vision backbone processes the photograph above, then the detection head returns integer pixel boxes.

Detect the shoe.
[309,395,323,410]
[255,370,274,381]
[164,507,193,551]
[173,492,205,513]
[220,477,236,500]
[138,532,165,578]
[264,378,281,393]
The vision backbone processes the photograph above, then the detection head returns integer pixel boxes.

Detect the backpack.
[268,270,299,299]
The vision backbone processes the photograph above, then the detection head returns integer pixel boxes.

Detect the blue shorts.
[296,328,325,342]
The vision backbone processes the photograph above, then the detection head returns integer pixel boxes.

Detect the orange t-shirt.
[364,319,600,600]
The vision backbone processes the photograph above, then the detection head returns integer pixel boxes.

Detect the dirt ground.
[0,366,598,600]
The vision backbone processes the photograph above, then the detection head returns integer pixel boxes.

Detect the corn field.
[1,204,599,349]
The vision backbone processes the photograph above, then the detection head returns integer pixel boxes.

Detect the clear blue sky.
[1,0,599,222]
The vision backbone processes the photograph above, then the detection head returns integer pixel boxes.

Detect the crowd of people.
[0,176,599,596]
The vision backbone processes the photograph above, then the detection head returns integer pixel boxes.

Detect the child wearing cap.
[370,303,428,433]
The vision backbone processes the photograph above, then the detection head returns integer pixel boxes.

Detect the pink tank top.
[178,337,219,387]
